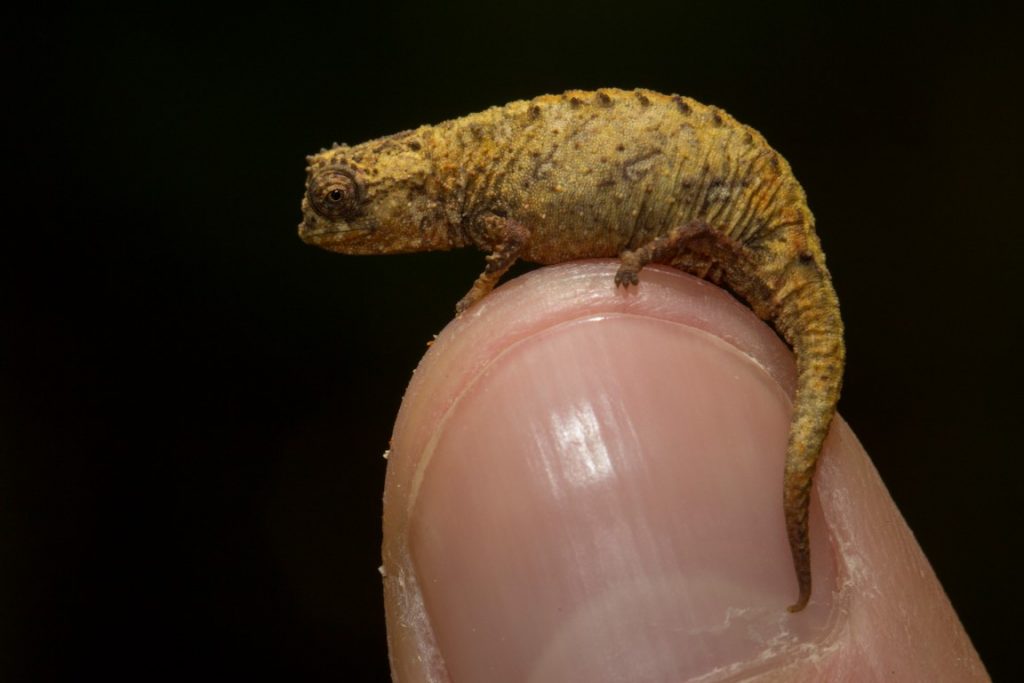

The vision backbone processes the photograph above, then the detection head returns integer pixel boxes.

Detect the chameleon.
[298,88,845,613]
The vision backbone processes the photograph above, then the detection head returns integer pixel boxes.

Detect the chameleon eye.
[309,169,363,219]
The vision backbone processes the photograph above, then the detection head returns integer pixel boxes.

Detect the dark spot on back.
[701,179,727,212]
[799,251,815,263]
[710,108,724,126]
[743,132,754,145]
[621,149,663,181]
[616,143,625,152]
[529,104,541,120]
[635,92,651,107]
[407,140,422,151]
[596,91,612,106]
[569,96,583,108]
[673,96,691,114]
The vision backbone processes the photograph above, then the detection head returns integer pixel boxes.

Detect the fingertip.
[384,262,833,681]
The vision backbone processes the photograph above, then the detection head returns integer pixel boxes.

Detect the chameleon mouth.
[297,220,372,244]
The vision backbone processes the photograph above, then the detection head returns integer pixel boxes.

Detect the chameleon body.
[298,88,844,612]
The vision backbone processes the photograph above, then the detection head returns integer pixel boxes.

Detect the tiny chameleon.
[298,87,845,613]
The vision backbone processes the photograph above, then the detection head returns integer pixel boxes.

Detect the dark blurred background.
[3,2,1020,680]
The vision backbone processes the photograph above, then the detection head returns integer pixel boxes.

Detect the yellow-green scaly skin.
[299,88,845,612]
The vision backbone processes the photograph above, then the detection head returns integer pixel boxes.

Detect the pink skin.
[381,261,987,682]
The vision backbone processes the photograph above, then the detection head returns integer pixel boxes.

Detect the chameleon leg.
[615,220,748,286]
[617,221,704,286]
[456,215,531,315]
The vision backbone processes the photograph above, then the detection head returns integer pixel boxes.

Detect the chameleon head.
[298,138,447,254]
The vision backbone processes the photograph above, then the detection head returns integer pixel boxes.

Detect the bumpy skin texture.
[298,88,845,612]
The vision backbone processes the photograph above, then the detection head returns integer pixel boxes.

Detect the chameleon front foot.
[455,214,531,316]
[455,287,487,316]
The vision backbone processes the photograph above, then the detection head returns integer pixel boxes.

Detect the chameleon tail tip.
[787,590,811,613]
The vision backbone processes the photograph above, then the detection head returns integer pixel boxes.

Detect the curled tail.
[773,264,844,612]
[622,216,844,611]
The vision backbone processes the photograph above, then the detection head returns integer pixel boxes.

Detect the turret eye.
[308,169,363,219]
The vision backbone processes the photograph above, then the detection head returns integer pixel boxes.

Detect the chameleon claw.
[615,251,643,287]
[455,289,483,316]
[614,268,640,287]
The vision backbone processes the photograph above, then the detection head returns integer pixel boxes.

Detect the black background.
[4,2,1021,680]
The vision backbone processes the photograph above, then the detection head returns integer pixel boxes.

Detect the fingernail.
[406,300,834,681]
